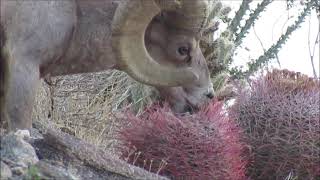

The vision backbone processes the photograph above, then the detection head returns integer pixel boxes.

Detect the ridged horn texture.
[157,0,210,34]
[112,0,200,87]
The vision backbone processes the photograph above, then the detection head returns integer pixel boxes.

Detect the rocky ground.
[0,123,168,180]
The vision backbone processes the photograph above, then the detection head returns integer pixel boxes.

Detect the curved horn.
[112,0,199,87]
[159,0,210,34]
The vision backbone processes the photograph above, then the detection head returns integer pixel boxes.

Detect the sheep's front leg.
[4,58,40,131]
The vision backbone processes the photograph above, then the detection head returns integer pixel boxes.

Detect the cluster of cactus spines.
[206,0,231,25]
[128,82,159,115]
[211,72,237,101]
[201,1,236,94]
[227,0,253,38]
[230,69,320,179]
[211,71,230,91]
[201,1,224,45]
[206,35,234,72]
[117,101,248,180]
[203,32,235,98]
[263,69,320,92]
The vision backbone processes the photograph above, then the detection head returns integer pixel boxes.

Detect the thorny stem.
[231,0,315,80]
[253,24,266,52]
[234,0,274,48]
[308,12,319,78]
[228,0,253,38]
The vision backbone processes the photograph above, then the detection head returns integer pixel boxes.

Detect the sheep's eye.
[178,46,189,56]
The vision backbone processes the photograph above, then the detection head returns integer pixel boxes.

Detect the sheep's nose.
[206,92,214,99]
[205,82,215,99]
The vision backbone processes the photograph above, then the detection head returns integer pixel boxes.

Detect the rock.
[0,130,39,176]
[31,126,169,180]
[0,161,12,179]
[14,129,31,141]
[0,126,168,180]
[11,166,25,176]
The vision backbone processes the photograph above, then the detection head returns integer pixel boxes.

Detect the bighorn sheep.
[0,0,214,131]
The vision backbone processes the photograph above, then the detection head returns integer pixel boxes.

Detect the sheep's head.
[112,0,214,112]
